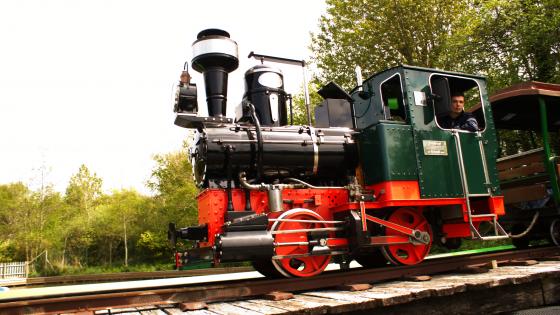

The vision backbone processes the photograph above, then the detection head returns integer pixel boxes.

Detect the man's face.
[451,95,465,114]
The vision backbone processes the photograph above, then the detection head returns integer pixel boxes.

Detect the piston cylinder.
[216,230,274,262]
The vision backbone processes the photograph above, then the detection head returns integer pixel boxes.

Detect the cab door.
[413,75,490,198]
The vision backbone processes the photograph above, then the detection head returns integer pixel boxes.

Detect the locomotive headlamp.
[257,71,283,88]
[191,29,239,117]
[240,65,288,126]
[173,63,198,114]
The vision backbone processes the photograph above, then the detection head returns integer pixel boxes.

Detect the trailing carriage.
[470,82,560,248]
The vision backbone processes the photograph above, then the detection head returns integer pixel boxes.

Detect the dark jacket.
[438,111,479,132]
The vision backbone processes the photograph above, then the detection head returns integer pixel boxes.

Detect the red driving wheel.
[271,209,331,277]
[381,207,433,265]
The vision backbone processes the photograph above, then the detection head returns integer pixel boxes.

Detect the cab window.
[380,74,406,122]
[431,75,485,131]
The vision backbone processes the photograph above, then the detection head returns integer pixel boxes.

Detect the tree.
[146,150,199,257]
[1,181,65,273]
[450,0,560,90]
[147,150,199,227]
[311,0,470,90]
[448,0,560,156]
[0,183,32,261]
[65,165,103,223]
[94,190,147,266]
[63,165,103,266]
[28,185,64,272]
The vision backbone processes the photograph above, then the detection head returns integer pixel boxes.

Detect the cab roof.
[365,65,487,81]
[470,81,560,131]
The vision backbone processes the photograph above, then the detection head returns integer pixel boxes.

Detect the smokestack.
[191,29,239,117]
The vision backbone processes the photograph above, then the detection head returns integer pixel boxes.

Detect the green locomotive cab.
[352,66,507,247]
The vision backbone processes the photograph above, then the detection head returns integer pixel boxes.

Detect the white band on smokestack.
[192,37,239,60]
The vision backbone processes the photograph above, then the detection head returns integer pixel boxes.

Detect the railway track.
[23,266,253,287]
[1,246,559,315]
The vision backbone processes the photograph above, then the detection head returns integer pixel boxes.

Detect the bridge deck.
[95,258,560,315]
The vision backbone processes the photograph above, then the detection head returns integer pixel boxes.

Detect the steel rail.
[21,266,253,287]
[1,246,559,315]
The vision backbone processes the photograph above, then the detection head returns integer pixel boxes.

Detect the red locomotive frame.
[176,180,504,277]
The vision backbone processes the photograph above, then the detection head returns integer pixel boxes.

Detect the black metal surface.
[174,114,232,130]
[240,65,288,126]
[314,98,354,128]
[191,29,239,117]
[247,51,304,66]
[175,82,198,114]
[190,125,357,186]
[318,82,352,101]
[176,224,208,242]
[341,210,368,255]
[180,247,213,263]
[201,68,231,117]
[225,212,268,232]
[216,230,274,261]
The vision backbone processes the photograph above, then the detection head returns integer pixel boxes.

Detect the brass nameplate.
[423,140,448,156]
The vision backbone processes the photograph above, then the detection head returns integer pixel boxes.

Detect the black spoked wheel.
[355,249,389,268]
[252,260,283,278]
[442,238,462,250]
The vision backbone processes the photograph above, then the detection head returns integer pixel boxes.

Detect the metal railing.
[452,130,509,240]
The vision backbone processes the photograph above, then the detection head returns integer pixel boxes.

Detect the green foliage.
[92,189,150,266]
[59,165,105,267]
[0,182,49,262]
[137,231,169,258]
[28,262,175,277]
[311,0,470,90]
[0,159,185,275]
[312,0,559,91]
[147,150,199,227]
[0,183,31,250]
[0,240,16,262]
[290,81,323,125]
[451,0,560,154]
[450,0,560,90]
[65,164,103,221]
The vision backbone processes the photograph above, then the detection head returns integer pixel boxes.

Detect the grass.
[29,262,175,277]
[430,238,513,255]
[429,244,514,259]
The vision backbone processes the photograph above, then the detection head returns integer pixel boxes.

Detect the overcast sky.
[0,0,327,194]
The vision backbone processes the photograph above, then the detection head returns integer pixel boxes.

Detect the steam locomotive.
[168,29,509,277]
